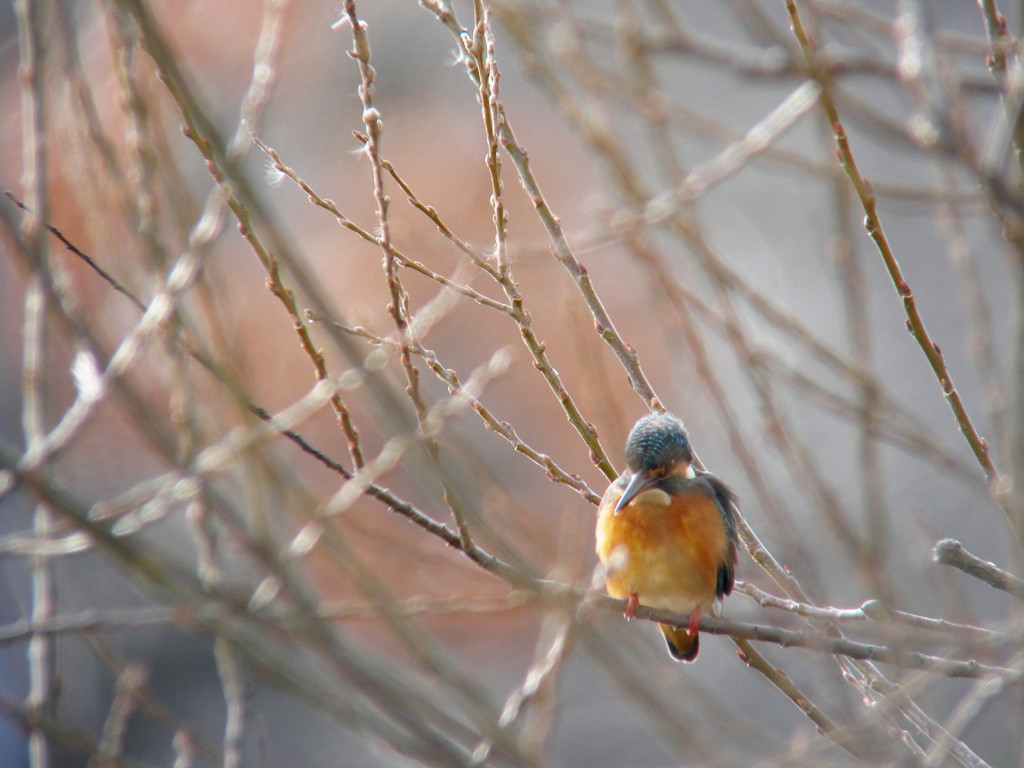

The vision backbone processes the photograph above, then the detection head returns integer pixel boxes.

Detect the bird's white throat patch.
[632,488,672,507]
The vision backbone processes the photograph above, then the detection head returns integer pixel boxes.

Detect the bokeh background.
[1,0,1022,766]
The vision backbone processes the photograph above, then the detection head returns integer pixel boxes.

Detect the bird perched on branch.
[596,411,738,661]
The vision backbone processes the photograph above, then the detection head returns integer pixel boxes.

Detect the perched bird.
[596,412,738,661]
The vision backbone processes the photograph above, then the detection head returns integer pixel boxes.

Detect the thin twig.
[93,664,147,768]
[785,0,1002,502]
[311,316,601,503]
[934,538,1024,601]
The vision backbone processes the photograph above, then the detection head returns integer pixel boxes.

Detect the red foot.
[686,606,702,636]
[624,593,639,620]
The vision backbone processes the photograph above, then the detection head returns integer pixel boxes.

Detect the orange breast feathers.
[596,477,734,616]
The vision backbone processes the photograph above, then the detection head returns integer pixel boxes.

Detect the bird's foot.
[624,593,639,620]
[686,606,702,636]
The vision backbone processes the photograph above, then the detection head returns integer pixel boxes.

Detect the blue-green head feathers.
[624,412,693,474]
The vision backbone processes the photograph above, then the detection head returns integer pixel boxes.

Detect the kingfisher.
[596,411,738,661]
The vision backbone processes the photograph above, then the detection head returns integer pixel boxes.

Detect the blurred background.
[1,0,1022,766]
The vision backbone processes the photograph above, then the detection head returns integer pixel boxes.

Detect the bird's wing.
[697,472,739,598]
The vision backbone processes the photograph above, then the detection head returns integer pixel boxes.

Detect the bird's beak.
[614,471,656,513]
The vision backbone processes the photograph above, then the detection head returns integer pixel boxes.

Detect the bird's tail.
[659,624,699,662]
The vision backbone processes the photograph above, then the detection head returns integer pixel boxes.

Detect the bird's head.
[614,412,694,513]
